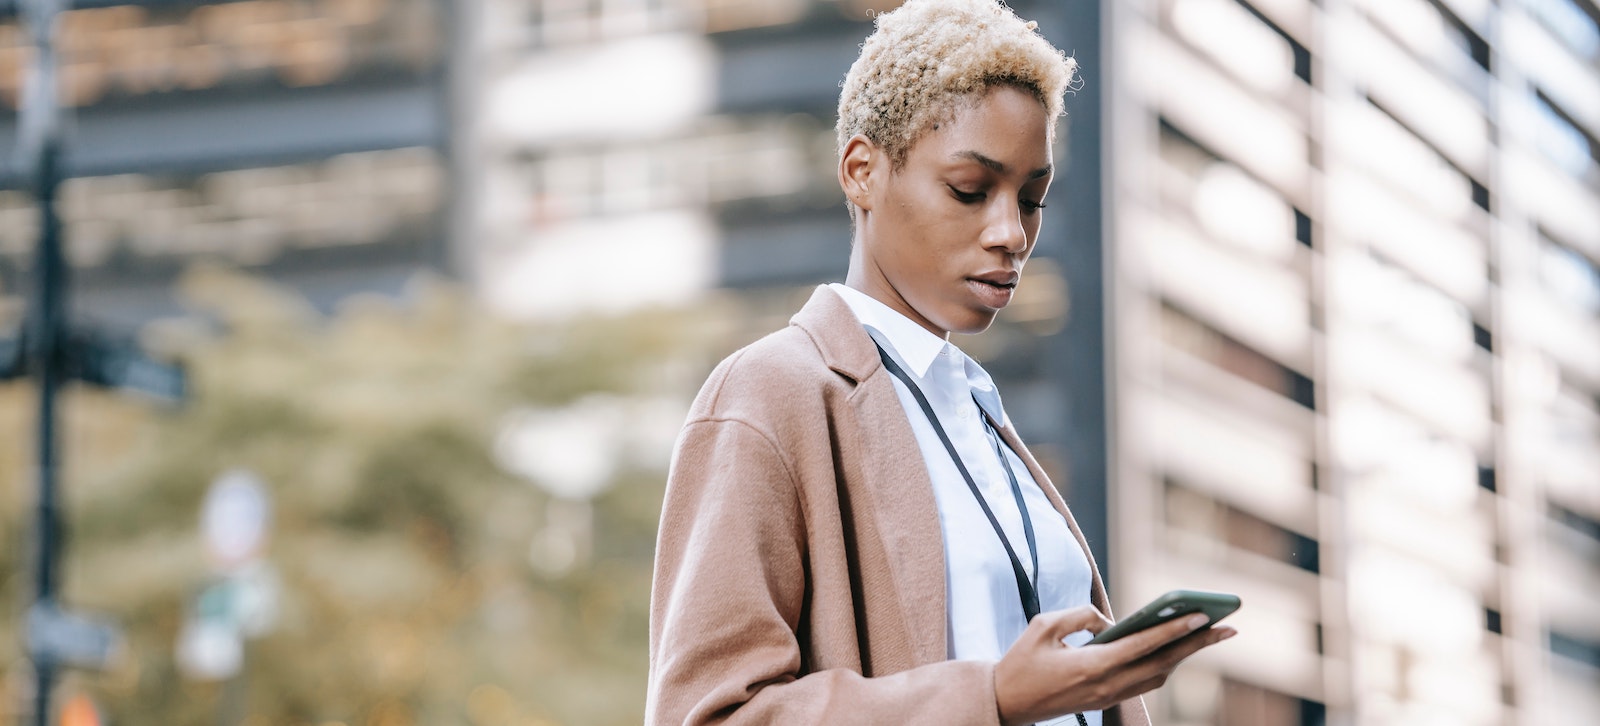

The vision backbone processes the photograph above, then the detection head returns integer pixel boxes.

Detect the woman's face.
[843,84,1053,338]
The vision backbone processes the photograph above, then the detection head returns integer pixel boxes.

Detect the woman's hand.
[993,605,1237,726]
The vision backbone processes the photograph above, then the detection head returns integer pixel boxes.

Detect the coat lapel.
[791,286,949,666]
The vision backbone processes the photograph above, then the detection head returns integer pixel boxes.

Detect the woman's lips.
[967,277,1016,309]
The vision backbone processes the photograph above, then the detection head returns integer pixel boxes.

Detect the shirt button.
[958,404,973,420]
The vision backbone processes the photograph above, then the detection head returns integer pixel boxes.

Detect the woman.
[647,0,1235,723]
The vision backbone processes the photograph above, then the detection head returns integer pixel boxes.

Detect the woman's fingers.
[998,607,1239,724]
[1116,624,1238,685]
[1051,624,1235,716]
[1149,624,1236,666]
[1107,612,1215,661]
[997,607,1120,725]
[1031,605,1112,643]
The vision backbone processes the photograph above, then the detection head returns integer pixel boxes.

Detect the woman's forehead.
[905,89,1053,172]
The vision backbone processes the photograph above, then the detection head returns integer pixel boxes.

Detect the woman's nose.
[981,202,1028,253]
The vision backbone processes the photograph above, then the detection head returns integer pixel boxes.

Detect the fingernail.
[1186,614,1209,630]
[1217,628,1237,640]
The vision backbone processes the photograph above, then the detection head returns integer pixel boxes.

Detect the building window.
[1524,0,1600,61]
[0,0,442,108]
[1165,480,1320,572]
[1160,302,1316,408]
[1532,90,1600,184]
[519,115,835,223]
[0,147,444,269]
[1539,236,1600,315]
[1219,678,1326,726]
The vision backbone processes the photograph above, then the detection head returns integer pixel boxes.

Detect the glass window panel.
[1524,0,1600,61]
[1540,237,1600,315]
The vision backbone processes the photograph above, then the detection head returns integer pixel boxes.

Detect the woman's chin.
[944,310,1000,336]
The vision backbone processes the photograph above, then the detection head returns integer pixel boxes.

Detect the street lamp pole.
[19,0,66,720]
[8,3,185,720]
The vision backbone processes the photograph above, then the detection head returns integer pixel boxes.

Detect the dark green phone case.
[1088,589,1240,645]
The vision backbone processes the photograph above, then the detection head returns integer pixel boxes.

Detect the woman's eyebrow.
[951,150,1052,180]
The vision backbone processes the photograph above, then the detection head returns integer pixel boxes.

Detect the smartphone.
[1088,589,1240,645]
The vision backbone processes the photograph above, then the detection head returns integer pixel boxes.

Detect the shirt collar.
[828,283,1009,427]
[829,283,949,378]
[967,364,1005,427]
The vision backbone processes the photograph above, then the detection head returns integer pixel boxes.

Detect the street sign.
[176,609,242,681]
[231,561,281,638]
[0,333,21,381]
[25,603,121,670]
[68,332,186,403]
[202,469,271,570]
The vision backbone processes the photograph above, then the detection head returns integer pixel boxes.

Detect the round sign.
[202,469,271,570]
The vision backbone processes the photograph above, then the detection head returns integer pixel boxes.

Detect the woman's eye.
[1021,199,1048,212]
[950,186,985,203]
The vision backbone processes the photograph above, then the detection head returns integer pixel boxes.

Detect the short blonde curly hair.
[836,0,1078,166]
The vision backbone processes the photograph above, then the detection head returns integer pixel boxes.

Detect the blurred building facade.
[0,0,453,327]
[1101,0,1600,723]
[476,0,1600,723]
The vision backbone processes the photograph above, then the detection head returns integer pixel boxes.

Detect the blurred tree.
[0,265,734,726]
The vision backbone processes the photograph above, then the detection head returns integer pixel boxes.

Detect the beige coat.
[647,286,1151,726]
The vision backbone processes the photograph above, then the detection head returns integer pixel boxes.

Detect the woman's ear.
[838,134,878,213]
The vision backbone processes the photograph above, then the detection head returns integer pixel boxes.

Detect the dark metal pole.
[27,135,64,726]
[19,0,65,719]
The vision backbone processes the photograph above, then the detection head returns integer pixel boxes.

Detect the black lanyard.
[874,341,1093,726]
[873,342,1040,620]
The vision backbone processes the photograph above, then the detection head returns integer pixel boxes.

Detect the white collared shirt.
[829,284,1100,726]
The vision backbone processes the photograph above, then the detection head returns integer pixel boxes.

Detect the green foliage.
[0,266,728,726]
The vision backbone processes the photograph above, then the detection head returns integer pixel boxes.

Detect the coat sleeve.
[647,416,1002,726]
